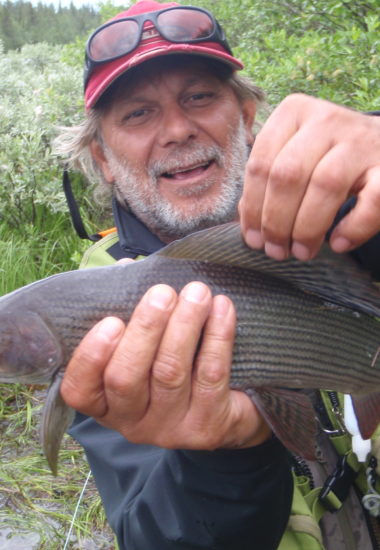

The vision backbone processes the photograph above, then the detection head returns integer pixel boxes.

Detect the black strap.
[112,197,165,255]
[319,454,359,512]
[63,169,101,242]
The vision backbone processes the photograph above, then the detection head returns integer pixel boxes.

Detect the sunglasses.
[84,6,232,85]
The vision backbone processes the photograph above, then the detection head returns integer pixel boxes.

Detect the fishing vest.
[81,231,380,550]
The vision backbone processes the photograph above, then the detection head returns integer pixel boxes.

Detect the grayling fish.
[1,222,380,474]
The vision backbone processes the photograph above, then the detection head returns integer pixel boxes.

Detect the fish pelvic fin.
[156,222,380,318]
[246,387,318,460]
[40,372,75,475]
[351,392,380,440]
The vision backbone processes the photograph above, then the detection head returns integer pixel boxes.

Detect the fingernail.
[245,229,264,249]
[331,236,351,253]
[265,242,287,260]
[96,317,123,339]
[117,258,135,265]
[147,284,175,310]
[212,295,231,318]
[182,282,209,304]
[291,241,311,261]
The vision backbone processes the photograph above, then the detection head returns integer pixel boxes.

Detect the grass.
[0,212,117,549]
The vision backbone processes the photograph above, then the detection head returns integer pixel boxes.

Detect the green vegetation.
[0,0,379,547]
[191,0,380,109]
[0,0,101,51]
[0,384,116,548]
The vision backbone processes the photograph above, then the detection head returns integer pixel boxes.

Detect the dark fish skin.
[0,222,380,473]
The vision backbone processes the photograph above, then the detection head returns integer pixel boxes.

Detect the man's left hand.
[239,94,380,260]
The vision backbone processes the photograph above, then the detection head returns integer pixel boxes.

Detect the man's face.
[91,60,255,241]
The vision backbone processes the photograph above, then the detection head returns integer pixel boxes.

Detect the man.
[57,1,380,548]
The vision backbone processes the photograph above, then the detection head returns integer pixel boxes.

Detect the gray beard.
[104,116,248,241]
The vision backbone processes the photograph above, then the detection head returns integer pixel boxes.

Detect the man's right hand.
[60,282,271,450]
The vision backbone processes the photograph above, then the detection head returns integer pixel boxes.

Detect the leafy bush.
[0,41,84,229]
[0,0,101,51]
[187,0,380,110]
[237,15,380,110]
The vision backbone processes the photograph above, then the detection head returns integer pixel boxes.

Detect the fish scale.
[0,221,380,471]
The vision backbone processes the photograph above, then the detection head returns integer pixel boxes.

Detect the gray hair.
[53,68,265,203]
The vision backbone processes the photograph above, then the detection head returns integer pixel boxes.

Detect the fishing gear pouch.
[278,474,325,550]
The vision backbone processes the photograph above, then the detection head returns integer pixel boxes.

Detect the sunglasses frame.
[85,5,232,80]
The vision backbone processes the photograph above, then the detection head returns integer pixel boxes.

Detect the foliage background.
[0,0,100,50]
[0,0,379,547]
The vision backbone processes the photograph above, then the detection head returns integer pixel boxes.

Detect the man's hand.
[61,282,271,450]
[239,93,380,260]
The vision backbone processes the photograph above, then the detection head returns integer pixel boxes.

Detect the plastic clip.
[362,456,380,517]
[319,454,358,512]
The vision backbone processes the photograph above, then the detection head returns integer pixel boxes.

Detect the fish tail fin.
[40,373,75,475]
[246,387,317,460]
[351,392,380,440]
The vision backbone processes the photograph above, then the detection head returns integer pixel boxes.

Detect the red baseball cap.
[84,0,243,109]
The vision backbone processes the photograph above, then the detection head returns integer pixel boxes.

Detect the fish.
[0,221,380,474]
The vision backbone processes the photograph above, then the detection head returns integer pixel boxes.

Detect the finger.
[240,102,299,248]
[193,295,235,401]
[188,295,271,449]
[60,317,125,416]
[330,166,380,252]
[102,284,177,422]
[149,282,212,414]
[291,139,380,259]
[186,294,236,448]
[286,141,356,259]
[225,390,273,449]
[259,125,334,259]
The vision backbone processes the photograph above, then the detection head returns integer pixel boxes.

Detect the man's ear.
[241,99,256,146]
[90,139,115,184]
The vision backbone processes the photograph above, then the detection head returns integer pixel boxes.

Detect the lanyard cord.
[63,469,92,550]
[63,169,101,242]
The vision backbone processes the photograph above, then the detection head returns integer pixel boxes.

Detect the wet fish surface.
[0,222,380,474]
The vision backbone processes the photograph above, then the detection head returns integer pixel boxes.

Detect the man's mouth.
[161,160,214,180]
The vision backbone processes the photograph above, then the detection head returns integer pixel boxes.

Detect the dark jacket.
[69,203,294,550]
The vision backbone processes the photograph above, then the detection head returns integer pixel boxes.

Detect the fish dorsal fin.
[157,222,380,318]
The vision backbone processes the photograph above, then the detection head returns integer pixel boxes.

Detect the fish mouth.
[160,160,214,181]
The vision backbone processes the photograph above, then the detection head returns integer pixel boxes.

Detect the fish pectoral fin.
[246,387,317,460]
[40,372,75,475]
[351,392,380,440]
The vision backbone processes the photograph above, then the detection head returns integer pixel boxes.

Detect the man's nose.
[157,105,199,147]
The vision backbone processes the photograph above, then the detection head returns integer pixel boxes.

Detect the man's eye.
[121,108,153,126]
[188,92,214,104]
[126,109,147,120]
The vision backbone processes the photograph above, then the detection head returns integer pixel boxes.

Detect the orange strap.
[97,227,117,238]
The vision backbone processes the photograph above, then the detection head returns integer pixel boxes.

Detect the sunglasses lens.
[89,19,139,61]
[157,9,214,42]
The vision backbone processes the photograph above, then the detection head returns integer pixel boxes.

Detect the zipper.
[291,454,315,489]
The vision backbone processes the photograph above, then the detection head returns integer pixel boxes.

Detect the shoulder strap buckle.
[319,454,358,512]
[362,456,380,517]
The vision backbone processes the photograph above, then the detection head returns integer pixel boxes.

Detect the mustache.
[148,144,224,179]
